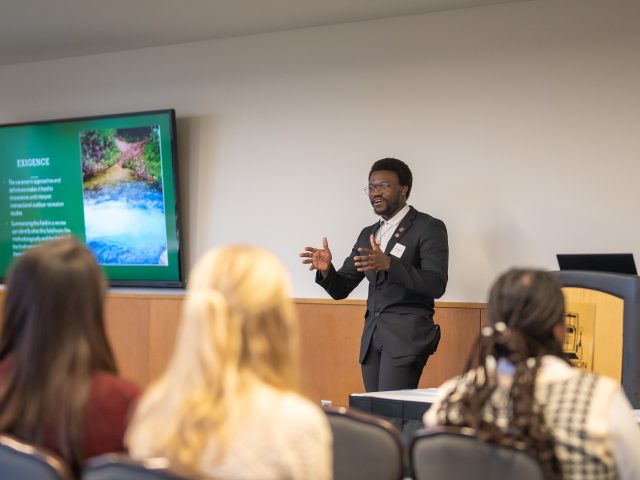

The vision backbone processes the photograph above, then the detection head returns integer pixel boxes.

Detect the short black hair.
[369,158,413,199]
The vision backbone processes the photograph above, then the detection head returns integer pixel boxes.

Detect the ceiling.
[0,0,527,66]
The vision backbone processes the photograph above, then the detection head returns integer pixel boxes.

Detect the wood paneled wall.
[0,290,485,406]
[297,299,485,405]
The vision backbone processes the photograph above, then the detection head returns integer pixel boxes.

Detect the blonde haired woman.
[126,246,332,480]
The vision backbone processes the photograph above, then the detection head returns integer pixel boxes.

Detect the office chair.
[324,406,404,480]
[0,434,73,480]
[410,426,544,480]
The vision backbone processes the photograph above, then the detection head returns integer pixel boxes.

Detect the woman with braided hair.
[423,268,640,480]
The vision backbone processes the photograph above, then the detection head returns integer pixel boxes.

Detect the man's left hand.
[353,234,391,272]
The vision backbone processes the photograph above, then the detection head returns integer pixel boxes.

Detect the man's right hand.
[299,237,332,275]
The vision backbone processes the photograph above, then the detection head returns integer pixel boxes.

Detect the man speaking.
[300,158,449,392]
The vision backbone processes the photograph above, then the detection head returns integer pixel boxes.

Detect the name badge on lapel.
[390,243,406,258]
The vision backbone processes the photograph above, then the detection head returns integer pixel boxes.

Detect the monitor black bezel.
[0,109,184,288]
[556,253,637,276]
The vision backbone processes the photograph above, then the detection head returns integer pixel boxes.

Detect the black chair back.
[83,454,199,480]
[410,427,545,480]
[0,434,72,480]
[324,406,404,480]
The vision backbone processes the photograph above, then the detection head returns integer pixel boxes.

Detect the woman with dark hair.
[0,237,140,475]
[424,268,640,480]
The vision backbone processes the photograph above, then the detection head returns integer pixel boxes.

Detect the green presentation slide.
[0,110,182,286]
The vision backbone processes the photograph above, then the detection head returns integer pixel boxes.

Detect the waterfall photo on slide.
[80,125,168,265]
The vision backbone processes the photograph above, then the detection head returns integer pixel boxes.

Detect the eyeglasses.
[364,182,392,194]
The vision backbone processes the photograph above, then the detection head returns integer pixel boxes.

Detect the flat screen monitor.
[557,253,637,275]
[0,109,183,287]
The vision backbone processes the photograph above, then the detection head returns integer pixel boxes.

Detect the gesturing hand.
[353,234,391,272]
[299,237,332,273]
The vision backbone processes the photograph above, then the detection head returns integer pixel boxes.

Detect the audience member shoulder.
[91,371,142,403]
[252,384,331,439]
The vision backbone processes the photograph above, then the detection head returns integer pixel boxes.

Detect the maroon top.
[0,358,141,461]
[82,371,141,459]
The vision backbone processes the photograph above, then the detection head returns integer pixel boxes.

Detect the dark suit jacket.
[316,206,449,362]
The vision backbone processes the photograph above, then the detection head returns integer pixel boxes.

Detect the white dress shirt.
[375,204,411,252]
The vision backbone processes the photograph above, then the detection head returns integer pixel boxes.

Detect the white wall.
[1,0,639,301]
